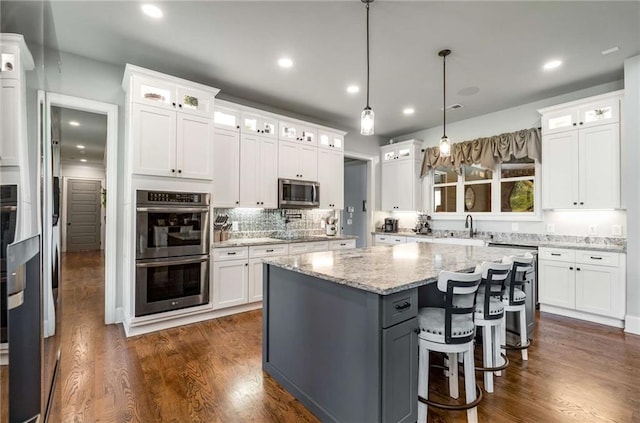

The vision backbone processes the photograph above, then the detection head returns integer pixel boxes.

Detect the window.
[431,157,538,217]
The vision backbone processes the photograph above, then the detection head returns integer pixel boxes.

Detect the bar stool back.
[501,253,534,360]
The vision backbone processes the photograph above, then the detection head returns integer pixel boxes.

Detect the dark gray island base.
[262,243,529,423]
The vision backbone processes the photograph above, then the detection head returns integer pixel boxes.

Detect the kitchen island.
[262,242,529,423]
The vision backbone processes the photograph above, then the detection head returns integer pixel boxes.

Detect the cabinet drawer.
[538,248,575,262]
[213,247,249,261]
[382,289,418,329]
[249,244,289,258]
[575,251,619,267]
[329,239,356,250]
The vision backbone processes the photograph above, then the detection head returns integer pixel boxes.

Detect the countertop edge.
[214,235,358,248]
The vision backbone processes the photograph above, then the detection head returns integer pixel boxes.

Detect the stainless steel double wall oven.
[135,190,210,316]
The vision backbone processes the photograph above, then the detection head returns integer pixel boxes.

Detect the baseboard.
[624,315,640,335]
[539,304,624,328]
[115,307,125,324]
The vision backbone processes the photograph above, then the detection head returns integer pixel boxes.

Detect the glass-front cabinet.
[541,94,620,135]
[131,76,213,118]
[241,112,277,137]
[318,130,344,150]
[213,102,241,131]
[175,86,212,118]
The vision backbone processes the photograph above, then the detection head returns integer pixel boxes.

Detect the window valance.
[420,127,541,178]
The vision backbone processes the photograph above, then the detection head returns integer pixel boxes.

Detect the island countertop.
[264,242,531,295]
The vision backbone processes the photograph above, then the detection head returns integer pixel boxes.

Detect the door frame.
[43,92,119,324]
[343,150,377,247]
[63,177,104,253]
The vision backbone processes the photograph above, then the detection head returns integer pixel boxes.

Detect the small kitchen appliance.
[325,216,338,236]
[384,218,398,233]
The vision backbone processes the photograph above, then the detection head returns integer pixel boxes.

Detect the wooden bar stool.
[474,261,511,393]
[417,269,483,423]
[501,253,534,360]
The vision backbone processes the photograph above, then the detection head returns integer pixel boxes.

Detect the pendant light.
[438,49,451,157]
[360,0,374,136]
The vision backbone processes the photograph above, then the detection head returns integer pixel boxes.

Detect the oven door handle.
[136,206,210,213]
[136,255,209,268]
[1,205,18,211]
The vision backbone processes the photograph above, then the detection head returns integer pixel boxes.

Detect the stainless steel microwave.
[278,179,320,209]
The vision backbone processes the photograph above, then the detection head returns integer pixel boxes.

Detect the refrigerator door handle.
[7,259,26,310]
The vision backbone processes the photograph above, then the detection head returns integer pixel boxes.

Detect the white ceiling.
[5,1,640,138]
[52,106,107,165]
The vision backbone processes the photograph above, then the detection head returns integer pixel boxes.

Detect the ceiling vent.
[441,103,463,111]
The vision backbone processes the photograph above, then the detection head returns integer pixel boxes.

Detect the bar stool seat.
[419,308,475,339]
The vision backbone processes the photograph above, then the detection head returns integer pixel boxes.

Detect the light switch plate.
[547,224,555,233]
[347,219,353,225]
[231,221,239,231]
[612,224,622,236]
[588,224,598,235]
[511,223,519,232]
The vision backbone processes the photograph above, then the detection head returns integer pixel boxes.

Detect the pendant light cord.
[366,1,370,109]
[442,52,446,137]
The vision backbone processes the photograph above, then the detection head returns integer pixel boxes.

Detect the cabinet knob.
[172,102,176,107]
[236,125,240,129]
[579,122,583,125]
[178,169,182,173]
[579,202,584,205]
[569,267,574,270]
[171,169,176,173]
[235,201,239,205]
[261,202,264,205]
[576,267,581,271]
[245,263,248,267]
[257,202,260,205]
[573,202,577,205]
[178,104,182,108]
[573,123,577,126]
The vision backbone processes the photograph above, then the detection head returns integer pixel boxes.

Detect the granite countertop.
[264,243,531,295]
[214,234,357,248]
[371,231,626,253]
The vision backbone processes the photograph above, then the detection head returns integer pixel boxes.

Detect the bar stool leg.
[482,325,493,392]
[418,344,429,423]
[493,324,502,377]
[519,309,528,361]
[448,353,459,399]
[464,344,478,423]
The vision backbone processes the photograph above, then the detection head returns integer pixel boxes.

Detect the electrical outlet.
[347,219,353,225]
[612,224,622,236]
[588,224,598,235]
[511,223,519,232]
[546,224,555,233]
[231,221,239,231]
[321,220,326,228]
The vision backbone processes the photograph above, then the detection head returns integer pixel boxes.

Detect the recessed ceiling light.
[69,121,80,126]
[346,85,360,94]
[141,4,163,19]
[543,60,562,71]
[76,144,85,149]
[278,57,293,68]
[80,159,87,163]
[403,107,415,115]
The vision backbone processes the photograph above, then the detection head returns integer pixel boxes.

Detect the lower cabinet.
[538,247,625,325]
[375,235,407,245]
[212,259,248,309]
[329,239,356,250]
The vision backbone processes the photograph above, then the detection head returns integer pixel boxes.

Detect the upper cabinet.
[213,101,241,132]
[278,140,318,181]
[318,129,344,151]
[539,91,622,209]
[318,148,344,209]
[123,65,220,180]
[240,111,277,138]
[380,140,423,211]
[279,120,317,146]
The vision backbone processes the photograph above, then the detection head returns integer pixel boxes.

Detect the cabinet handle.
[576,268,581,271]
[227,252,237,255]
[573,123,577,126]
[172,102,176,107]
[579,202,584,205]
[266,249,274,252]
[579,122,583,125]
[395,301,411,311]
[569,267,573,270]
[590,256,602,260]
[340,243,346,246]
[573,202,578,205]
[551,253,561,256]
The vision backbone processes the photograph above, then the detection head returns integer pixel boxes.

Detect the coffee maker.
[384,218,399,233]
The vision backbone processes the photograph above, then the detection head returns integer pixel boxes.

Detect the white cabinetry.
[212,127,240,207]
[538,247,626,327]
[240,133,278,208]
[248,244,289,302]
[0,79,19,165]
[318,147,344,209]
[288,241,330,254]
[212,247,249,309]
[374,235,407,245]
[124,65,219,180]
[278,140,318,181]
[241,111,277,138]
[380,140,423,211]
[329,239,356,250]
[318,130,344,150]
[213,101,241,131]
[539,92,622,209]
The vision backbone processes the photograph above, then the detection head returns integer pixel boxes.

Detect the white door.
[248,258,264,302]
[212,260,248,309]
[66,179,102,252]
[240,133,260,207]
[579,123,620,209]
[538,260,576,309]
[542,130,579,209]
[299,145,318,181]
[318,148,333,208]
[575,264,618,317]
[381,161,400,211]
[0,79,19,165]
[176,113,212,179]
[395,160,414,211]
[259,137,278,208]
[132,103,176,177]
[278,140,300,179]
[212,128,240,207]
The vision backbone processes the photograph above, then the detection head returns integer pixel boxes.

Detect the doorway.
[65,179,102,252]
[342,158,368,248]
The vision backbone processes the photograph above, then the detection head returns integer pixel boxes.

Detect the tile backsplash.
[214,208,338,239]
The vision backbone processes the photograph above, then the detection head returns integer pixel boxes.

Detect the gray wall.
[623,55,640,332]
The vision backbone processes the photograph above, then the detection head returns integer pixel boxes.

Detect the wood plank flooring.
[49,250,640,422]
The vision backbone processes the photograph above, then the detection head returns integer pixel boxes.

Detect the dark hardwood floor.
[49,250,640,422]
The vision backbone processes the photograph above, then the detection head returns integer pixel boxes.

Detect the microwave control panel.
[137,190,210,206]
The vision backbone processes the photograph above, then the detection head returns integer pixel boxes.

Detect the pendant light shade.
[439,49,451,157]
[360,0,374,136]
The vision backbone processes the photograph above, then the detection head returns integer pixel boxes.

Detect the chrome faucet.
[465,214,476,238]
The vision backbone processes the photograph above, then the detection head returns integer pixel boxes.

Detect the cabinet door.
[132,103,176,177]
[0,79,19,165]
[542,131,579,209]
[318,130,332,149]
[575,264,620,318]
[382,317,418,423]
[278,140,300,179]
[240,111,264,134]
[299,125,317,146]
[248,258,264,302]
[395,160,414,211]
[330,150,344,209]
[538,260,575,309]
[131,75,175,110]
[212,128,240,207]
[176,113,212,179]
[381,162,397,211]
[240,133,261,207]
[578,98,619,129]
[299,145,318,181]
[541,109,579,135]
[318,148,333,208]
[259,137,279,208]
[279,120,298,141]
[579,123,620,209]
[288,243,309,254]
[176,86,213,118]
[213,105,240,131]
[212,260,248,309]
[329,239,356,250]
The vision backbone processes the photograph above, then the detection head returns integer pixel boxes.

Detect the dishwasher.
[487,242,538,339]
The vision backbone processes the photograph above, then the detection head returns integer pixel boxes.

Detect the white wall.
[623,56,640,333]
[60,162,106,252]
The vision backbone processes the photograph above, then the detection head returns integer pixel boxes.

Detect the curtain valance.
[420,127,541,178]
